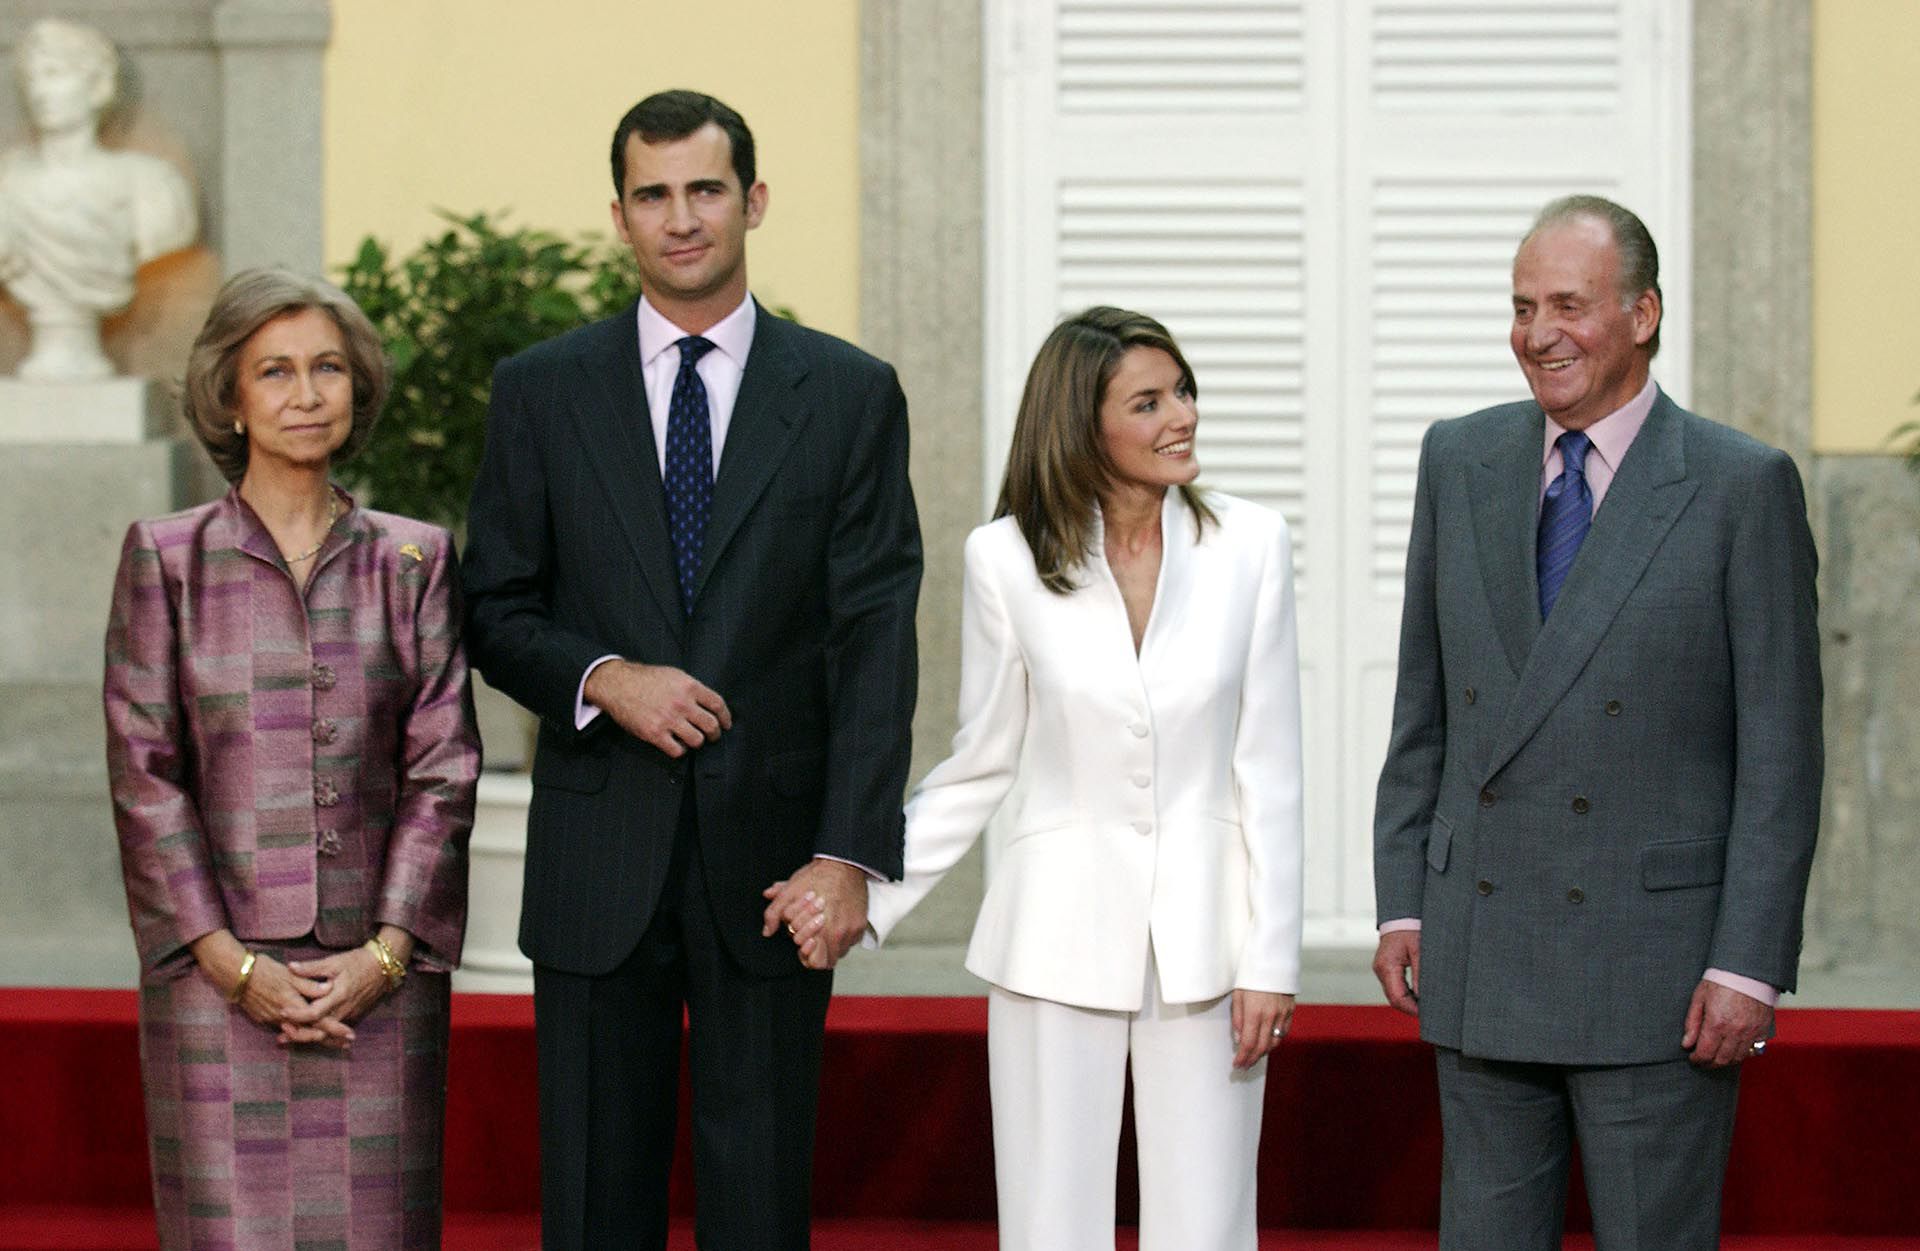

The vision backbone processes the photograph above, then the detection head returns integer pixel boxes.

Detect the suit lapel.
[692,304,811,603]
[1469,407,1546,678]
[1485,393,1699,779]
[567,306,686,627]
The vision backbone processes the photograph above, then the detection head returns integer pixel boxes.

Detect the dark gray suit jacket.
[1374,390,1821,1066]
[463,300,921,979]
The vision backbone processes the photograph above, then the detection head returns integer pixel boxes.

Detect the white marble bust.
[0,19,198,381]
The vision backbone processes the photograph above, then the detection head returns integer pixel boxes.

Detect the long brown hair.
[995,306,1215,593]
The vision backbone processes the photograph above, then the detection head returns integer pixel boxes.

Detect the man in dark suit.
[463,90,921,1250]
[1371,195,1822,1251]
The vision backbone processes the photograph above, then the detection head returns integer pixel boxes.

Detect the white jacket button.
[1130,773,1150,789]
[1130,722,1149,738]
[1133,820,1152,835]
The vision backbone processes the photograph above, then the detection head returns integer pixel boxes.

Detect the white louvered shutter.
[986,0,1690,944]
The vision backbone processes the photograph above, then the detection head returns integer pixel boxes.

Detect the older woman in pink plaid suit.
[104,269,480,1250]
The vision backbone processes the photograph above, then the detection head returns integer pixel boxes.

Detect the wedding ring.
[1751,1040,1767,1056]
[1270,1026,1283,1038]
[785,923,796,935]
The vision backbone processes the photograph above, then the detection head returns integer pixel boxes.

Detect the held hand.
[584,660,731,758]
[1372,929,1421,1017]
[763,877,830,966]
[1230,990,1295,1070]
[761,859,868,970]
[1681,979,1774,1068]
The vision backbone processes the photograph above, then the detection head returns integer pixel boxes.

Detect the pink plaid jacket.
[104,487,480,974]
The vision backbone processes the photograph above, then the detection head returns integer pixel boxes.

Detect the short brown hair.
[183,268,389,484]
[610,89,755,196]
[995,306,1214,594]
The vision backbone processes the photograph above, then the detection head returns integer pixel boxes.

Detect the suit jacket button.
[1604,699,1622,716]
[1464,686,1477,705]
[1477,879,1494,895]
[1567,887,1585,904]
[1131,773,1151,789]
[1133,820,1152,835]
[1571,796,1590,815]
[1130,722,1150,738]
[1479,787,1496,808]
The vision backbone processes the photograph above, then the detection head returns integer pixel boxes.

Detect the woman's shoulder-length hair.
[994,305,1214,594]
[181,267,390,485]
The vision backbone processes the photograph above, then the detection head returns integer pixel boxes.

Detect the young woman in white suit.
[777,306,1305,1250]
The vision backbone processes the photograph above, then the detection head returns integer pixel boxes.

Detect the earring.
[233,420,245,436]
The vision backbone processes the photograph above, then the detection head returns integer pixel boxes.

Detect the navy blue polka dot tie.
[1537,430,1594,620]
[663,336,716,614]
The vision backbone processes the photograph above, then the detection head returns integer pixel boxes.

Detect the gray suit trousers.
[1435,1047,1740,1251]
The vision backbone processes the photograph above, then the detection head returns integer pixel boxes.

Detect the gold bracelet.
[365,935,406,992]
[227,950,257,1003]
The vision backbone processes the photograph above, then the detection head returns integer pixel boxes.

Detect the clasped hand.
[235,947,393,1050]
[196,928,402,1051]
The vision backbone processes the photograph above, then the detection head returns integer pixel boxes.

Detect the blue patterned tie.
[1537,431,1594,620]
[663,336,716,613]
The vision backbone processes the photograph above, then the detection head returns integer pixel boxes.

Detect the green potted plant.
[335,210,642,529]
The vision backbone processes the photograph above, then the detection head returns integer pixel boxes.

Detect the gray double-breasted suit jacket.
[1374,389,1822,1066]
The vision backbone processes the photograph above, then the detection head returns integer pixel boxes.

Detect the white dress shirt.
[576,294,757,728]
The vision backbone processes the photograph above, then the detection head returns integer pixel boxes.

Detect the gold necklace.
[281,491,342,565]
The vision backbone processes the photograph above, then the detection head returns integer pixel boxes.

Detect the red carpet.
[4,989,1919,1244]
[5,1212,1920,1250]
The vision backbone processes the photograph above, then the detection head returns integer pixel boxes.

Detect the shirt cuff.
[1703,968,1779,1007]
[1379,918,1422,934]
[576,655,621,730]
[814,853,888,884]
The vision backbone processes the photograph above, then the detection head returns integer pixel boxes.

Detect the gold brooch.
[399,543,425,563]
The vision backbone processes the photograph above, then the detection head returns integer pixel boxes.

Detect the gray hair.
[1525,194,1662,357]
[183,268,390,484]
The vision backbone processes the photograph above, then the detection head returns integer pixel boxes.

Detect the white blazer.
[869,489,1305,1011]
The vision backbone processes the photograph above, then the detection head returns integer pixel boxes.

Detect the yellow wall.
[323,0,861,342]
[1812,0,1920,454]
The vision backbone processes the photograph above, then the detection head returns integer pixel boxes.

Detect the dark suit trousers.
[533,786,835,1251]
[1434,1047,1740,1251]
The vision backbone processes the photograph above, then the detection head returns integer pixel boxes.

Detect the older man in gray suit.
[1371,195,1822,1251]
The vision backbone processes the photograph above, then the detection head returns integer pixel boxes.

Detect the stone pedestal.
[0,390,204,986]
[0,378,172,445]
[453,773,535,993]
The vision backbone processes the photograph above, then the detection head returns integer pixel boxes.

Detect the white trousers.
[986,953,1267,1251]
